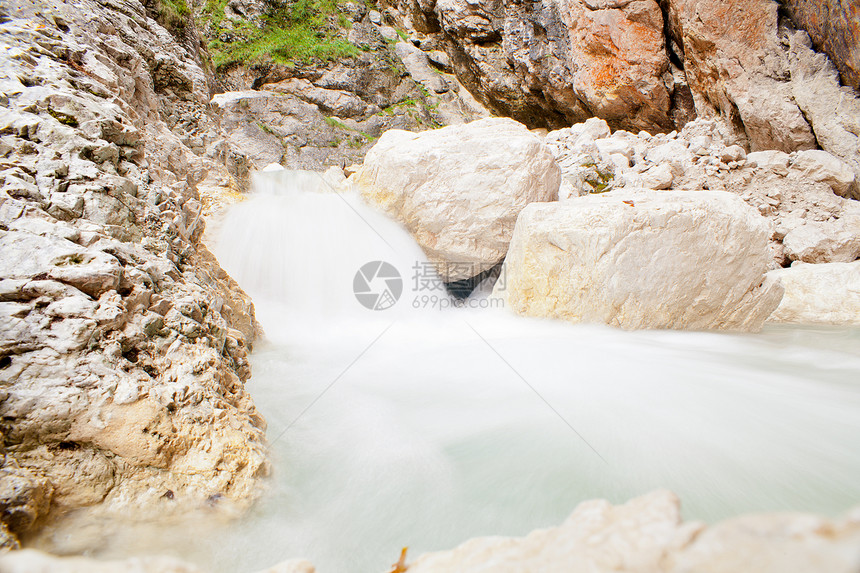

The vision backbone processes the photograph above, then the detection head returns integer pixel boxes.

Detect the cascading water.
[49,170,860,572]
[201,170,860,572]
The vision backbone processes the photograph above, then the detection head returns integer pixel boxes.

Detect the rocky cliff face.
[376,0,860,176]
[0,0,267,547]
[781,0,860,91]
[379,0,694,132]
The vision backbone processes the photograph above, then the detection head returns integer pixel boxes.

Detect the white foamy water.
[43,170,860,572]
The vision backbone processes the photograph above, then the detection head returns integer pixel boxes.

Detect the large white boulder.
[494,190,783,331]
[352,118,560,282]
[767,261,860,325]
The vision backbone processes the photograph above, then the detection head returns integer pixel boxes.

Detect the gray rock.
[394,42,449,94]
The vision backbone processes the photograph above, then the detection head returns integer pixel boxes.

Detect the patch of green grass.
[162,0,189,17]
[205,0,359,69]
[155,0,190,30]
[202,0,228,23]
[377,98,418,115]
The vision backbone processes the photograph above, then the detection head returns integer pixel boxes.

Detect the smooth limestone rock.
[352,118,560,282]
[403,491,860,573]
[767,261,860,325]
[406,491,698,573]
[782,211,860,263]
[495,190,783,331]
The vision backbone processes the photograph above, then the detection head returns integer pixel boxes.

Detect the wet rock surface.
[0,0,267,546]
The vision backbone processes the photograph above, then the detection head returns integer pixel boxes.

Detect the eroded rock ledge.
[0,0,267,547]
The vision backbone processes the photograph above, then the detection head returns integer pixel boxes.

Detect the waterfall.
[215,169,443,339]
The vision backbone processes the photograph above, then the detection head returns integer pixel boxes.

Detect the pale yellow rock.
[495,190,783,331]
[406,491,700,573]
[0,549,204,573]
[352,118,560,282]
[668,511,860,573]
[402,492,860,573]
[767,261,860,325]
[253,558,317,573]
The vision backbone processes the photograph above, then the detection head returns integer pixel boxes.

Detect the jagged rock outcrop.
[545,117,860,266]
[211,86,432,191]
[352,118,560,282]
[0,0,266,547]
[782,0,860,91]
[382,0,692,132]
[199,15,490,191]
[375,0,860,179]
[768,261,860,325]
[660,0,817,152]
[660,0,860,194]
[495,190,783,331]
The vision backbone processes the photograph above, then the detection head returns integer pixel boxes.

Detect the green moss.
[205,0,359,69]
[587,180,610,193]
[257,122,276,135]
[584,167,614,194]
[324,115,375,142]
[47,107,78,128]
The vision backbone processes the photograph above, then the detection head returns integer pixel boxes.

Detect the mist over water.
[79,170,860,573]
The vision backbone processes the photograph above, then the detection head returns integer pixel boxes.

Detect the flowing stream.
[42,170,860,572]
[199,170,860,572]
